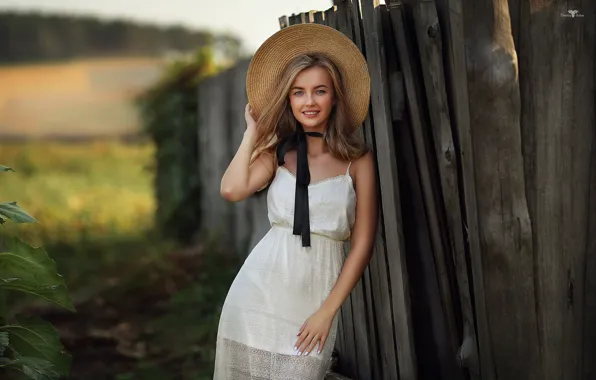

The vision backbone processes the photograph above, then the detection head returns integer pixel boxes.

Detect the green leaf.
[0,331,8,356]
[0,237,75,311]
[0,353,61,380]
[0,202,37,224]
[0,165,16,173]
[1,317,70,378]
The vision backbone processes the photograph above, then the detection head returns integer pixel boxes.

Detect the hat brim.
[246,23,370,133]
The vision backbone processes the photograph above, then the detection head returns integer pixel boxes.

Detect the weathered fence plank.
[431,0,482,376]
[463,0,539,378]
[360,2,417,379]
[387,3,459,379]
[586,145,596,380]
[198,75,233,242]
[333,3,374,379]
[408,1,475,379]
[229,60,252,255]
[518,2,596,379]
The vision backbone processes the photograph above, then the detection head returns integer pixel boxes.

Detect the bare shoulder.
[351,150,375,181]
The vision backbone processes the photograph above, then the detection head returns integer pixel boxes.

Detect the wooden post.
[517,1,596,379]
[463,0,539,378]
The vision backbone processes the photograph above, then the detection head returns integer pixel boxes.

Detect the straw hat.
[246,23,370,132]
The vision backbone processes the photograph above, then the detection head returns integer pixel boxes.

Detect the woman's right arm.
[220,105,275,202]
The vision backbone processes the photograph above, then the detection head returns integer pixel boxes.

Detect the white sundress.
[213,163,356,379]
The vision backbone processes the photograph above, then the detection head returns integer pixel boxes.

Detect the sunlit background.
[0,1,332,379]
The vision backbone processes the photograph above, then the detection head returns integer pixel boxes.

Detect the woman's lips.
[302,111,320,118]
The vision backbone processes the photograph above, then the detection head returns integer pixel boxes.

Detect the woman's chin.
[298,118,327,130]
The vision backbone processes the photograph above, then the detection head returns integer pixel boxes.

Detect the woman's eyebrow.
[290,84,329,90]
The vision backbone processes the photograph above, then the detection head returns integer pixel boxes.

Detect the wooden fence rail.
[190,0,596,379]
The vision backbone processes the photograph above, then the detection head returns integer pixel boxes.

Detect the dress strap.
[346,161,352,176]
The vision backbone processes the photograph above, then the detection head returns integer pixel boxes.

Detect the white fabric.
[214,164,356,379]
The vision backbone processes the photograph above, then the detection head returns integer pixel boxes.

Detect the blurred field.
[0,140,239,379]
[0,140,155,245]
[0,58,165,138]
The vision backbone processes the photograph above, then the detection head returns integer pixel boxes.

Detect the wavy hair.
[250,53,369,166]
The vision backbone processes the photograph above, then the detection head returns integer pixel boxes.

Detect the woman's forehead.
[292,66,332,87]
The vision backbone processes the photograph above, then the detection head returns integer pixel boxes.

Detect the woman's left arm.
[320,150,378,315]
[294,151,378,356]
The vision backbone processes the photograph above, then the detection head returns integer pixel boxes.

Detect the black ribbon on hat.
[276,124,323,247]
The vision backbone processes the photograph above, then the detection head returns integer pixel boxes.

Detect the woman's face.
[288,66,335,131]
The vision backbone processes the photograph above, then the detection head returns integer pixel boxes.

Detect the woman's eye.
[294,91,303,96]
[316,90,326,95]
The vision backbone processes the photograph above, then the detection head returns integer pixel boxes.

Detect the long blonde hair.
[250,53,369,165]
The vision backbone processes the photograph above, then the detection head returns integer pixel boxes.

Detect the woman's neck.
[305,134,326,156]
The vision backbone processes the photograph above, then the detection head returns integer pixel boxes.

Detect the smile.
[302,111,319,118]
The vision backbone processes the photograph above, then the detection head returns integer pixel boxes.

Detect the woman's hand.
[294,308,335,356]
[245,103,257,134]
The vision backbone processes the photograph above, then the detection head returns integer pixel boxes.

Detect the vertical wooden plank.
[585,142,596,380]
[517,1,596,379]
[289,13,301,26]
[334,1,355,41]
[351,5,383,378]
[406,2,474,379]
[333,3,374,379]
[279,15,289,29]
[368,216,397,380]
[350,0,365,52]
[463,0,538,378]
[297,12,307,24]
[356,3,399,380]
[396,112,447,380]
[325,7,337,28]
[360,2,417,379]
[197,77,213,236]
[211,71,234,243]
[430,0,483,377]
[313,11,324,24]
[230,60,252,255]
[389,5,462,379]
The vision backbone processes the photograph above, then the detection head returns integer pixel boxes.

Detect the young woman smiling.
[214,24,378,380]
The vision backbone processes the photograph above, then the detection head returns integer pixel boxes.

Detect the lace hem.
[214,338,332,380]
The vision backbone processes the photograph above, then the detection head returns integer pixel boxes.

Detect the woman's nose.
[306,93,315,105]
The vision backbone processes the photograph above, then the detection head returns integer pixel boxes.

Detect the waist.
[270,225,346,246]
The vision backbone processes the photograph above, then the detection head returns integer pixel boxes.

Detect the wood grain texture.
[360,2,417,379]
[463,0,539,378]
[518,1,596,379]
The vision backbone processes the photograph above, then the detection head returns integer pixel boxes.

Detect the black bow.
[276,125,324,247]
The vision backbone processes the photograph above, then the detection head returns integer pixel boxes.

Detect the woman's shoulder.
[350,150,375,179]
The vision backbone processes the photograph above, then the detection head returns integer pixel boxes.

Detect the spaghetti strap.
[346,161,352,176]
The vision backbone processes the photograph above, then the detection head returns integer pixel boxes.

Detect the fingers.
[304,334,320,356]
[297,321,307,336]
[294,331,326,356]
[296,332,315,356]
[318,336,327,354]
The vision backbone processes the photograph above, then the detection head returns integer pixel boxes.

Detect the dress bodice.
[267,166,356,242]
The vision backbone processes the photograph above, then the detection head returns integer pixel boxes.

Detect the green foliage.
[0,167,74,380]
[0,203,37,225]
[136,48,216,244]
[0,237,74,311]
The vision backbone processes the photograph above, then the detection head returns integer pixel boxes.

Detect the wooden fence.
[193,0,596,379]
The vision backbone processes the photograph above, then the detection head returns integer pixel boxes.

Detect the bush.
[0,165,75,380]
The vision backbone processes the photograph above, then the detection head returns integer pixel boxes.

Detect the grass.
[0,140,241,379]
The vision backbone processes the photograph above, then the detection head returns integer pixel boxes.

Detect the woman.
[214,23,378,379]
